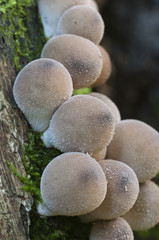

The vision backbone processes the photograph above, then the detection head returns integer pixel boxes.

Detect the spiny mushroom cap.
[41,34,102,89]
[88,92,121,123]
[107,119,159,182]
[90,147,107,162]
[81,160,139,221]
[13,58,73,132]
[123,181,159,231]
[42,95,115,154]
[40,152,107,216]
[55,5,104,45]
[89,218,134,240]
[38,0,91,38]
[91,46,112,87]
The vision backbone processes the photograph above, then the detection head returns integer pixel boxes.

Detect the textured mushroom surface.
[88,92,121,123]
[55,5,104,44]
[38,0,90,38]
[89,218,134,240]
[107,119,159,182]
[42,95,115,154]
[41,34,102,89]
[81,160,139,221]
[40,152,107,216]
[91,46,112,87]
[123,181,159,231]
[90,147,107,162]
[13,58,73,132]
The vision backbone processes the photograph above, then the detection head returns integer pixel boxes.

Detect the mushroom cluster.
[12,0,159,239]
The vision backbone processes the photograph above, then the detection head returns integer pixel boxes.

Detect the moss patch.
[0,0,45,71]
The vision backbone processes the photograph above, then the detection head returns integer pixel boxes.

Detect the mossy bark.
[0,1,45,239]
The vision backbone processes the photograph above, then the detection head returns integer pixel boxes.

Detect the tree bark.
[0,37,32,239]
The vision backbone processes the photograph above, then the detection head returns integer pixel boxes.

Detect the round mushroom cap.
[40,152,107,216]
[37,202,54,216]
[90,147,107,162]
[13,58,73,132]
[81,160,139,221]
[88,92,121,123]
[90,218,134,240]
[42,95,115,154]
[38,0,91,38]
[107,119,159,182]
[91,46,112,87]
[123,181,159,231]
[41,34,102,89]
[88,0,99,10]
[55,5,104,45]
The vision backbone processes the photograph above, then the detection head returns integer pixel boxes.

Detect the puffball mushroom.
[89,218,134,240]
[88,92,121,123]
[81,160,139,222]
[91,46,112,87]
[42,95,115,154]
[40,152,107,216]
[38,0,91,38]
[55,5,104,45]
[107,119,159,182]
[41,34,103,89]
[13,58,73,132]
[123,181,159,231]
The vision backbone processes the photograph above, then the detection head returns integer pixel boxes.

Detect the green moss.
[0,0,45,71]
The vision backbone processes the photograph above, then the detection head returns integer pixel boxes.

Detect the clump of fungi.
[12,0,159,239]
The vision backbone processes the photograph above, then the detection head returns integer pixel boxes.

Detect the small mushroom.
[107,119,159,182]
[88,92,121,123]
[42,95,115,154]
[91,46,112,87]
[89,218,134,240]
[90,147,107,162]
[13,58,73,132]
[55,5,104,44]
[38,0,91,38]
[41,34,102,89]
[123,181,159,231]
[81,160,139,222]
[40,152,107,216]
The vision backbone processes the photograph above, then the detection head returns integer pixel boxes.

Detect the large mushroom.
[89,218,134,240]
[42,95,115,154]
[55,5,104,44]
[41,34,103,89]
[81,160,139,222]
[13,58,73,132]
[40,152,107,216]
[123,181,159,231]
[107,119,159,182]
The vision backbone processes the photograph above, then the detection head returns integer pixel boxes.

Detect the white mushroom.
[13,58,73,132]
[42,95,115,154]
[55,5,104,44]
[107,119,159,182]
[41,34,103,89]
[81,160,139,221]
[89,218,134,240]
[40,152,107,216]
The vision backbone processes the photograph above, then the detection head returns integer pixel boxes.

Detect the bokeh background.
[96,0,159,239]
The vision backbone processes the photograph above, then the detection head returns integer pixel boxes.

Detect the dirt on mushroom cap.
[106,119,159,182]
[40,152,107,216]
[42,95,115,154]
[89,218,134,240]
[13,58,73,132]
[81,159,139,221]
[41,34,102,89]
